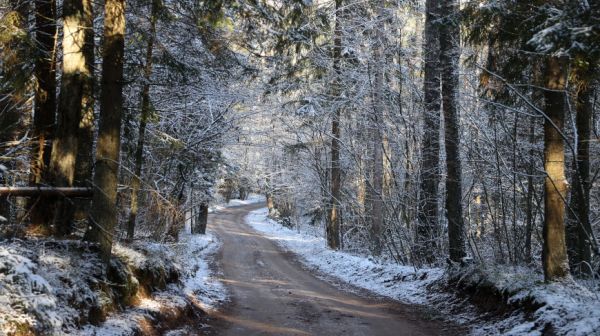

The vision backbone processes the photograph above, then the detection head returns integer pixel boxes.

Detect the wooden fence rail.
[0,187,93,197]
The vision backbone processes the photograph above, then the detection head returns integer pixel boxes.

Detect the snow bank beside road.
[177,231,227,311]
[453,266,600,336]
[0,230,226,335]
[83,232,226,336]
[245,207,441,305]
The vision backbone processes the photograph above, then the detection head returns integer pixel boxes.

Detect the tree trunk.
[524,117,536,264]
[85,0,126,263]
[195,203,208,235]
[266,192,274,216]
[49,0,89,235]
[542,56,570,281]
[127,0,158,242]
[416,0,441,264]
[439,0,466,262]
[567,82,593,276]
[327,0,342,250]
[29,0,58,227]
[367,0,385,256]
[73,0,95,220]
[383,136,393,199]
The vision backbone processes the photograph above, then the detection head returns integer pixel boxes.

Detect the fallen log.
[0,187,93,197]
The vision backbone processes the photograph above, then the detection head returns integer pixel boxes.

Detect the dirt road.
[208,204,463,336]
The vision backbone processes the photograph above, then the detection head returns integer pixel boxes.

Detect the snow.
[176,231,228,311]
[461,266,600,336]
[84,231,228,335]
[245,207,441,305]
[0,240,103,334]
[245,207,600,336]
[209,193,265,213]
[0,228,227,335]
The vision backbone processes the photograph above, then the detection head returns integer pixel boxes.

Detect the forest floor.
[206,203,465,335]
[0,224,225,335]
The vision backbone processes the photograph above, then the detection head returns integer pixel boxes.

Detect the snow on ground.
[0,229,227,335]
[176,231,227,311]
[245,207,600,336]
[85,231,228,335]
[245,207,441,305]
[461,266,600,336]
[0,239,107,335]
[209,194,265,213]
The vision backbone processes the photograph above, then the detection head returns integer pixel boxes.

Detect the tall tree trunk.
[382,136,393,198]
[567,81,594,276]
[524,117,536,264]
[439,0,465,262]
[367,0,385,256]
[30,0,58,227]
[85,0,126,263]
[416,0,441,264]
[73,0,95,220]
[195,203,208,235]
[327,0,342,250]
[49,0,89,235]
[127,0,158,242]
[542,57,570,281]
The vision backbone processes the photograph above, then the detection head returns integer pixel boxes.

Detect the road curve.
[208,204,463,336]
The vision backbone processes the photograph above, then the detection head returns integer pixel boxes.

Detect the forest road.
[208,203,464,336]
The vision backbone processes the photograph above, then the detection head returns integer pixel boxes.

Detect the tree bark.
[30,0,58,227]
[127,0,158,242]
[73,0,95,220]
[524,117,536,264]
[567,82,594,276]
[416,0,441,264]
[49,0,89,235]
[327,0,342,250]
[85,0,126,263]
[195,203,208,235]
[542,56,570,281]
[440,0,466,262]
[266,191,274,216]
[367,0,385,256]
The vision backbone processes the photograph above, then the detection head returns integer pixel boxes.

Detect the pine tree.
[127,0,160,242]
[86,0,126,262]
[327,0,343,250]
[49,0,89,235]
[30,0,58,228]
[439,0,465,262]
[416,0,441,264]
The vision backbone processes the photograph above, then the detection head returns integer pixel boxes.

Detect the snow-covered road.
[207,204,463,336]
